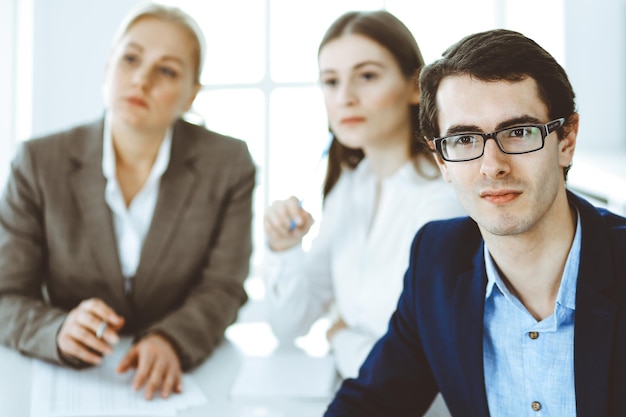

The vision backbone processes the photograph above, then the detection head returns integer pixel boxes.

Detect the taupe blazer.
[0,118,255,370]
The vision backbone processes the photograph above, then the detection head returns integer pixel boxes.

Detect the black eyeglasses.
[431,118,565,162]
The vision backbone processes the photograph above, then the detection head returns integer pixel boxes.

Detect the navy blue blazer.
[325,192,626,417]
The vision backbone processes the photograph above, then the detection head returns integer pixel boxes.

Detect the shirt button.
[529,331,539,340]
[531,401,542,411]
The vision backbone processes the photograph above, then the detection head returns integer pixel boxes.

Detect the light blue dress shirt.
[483,212,581,417]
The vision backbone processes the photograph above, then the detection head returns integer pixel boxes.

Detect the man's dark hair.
[419,29,577,178]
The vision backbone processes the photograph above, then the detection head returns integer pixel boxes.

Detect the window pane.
[387,0,497,63]
[504,0,564,64]
[193,88,265,165]
[172,0,266,84]
[193,88,266,270]
[268,87,328,208]
[270,0,385,83]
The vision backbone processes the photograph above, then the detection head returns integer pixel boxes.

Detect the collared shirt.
[102,116,172,279]
[265,158,465,378]
[483,211,581,417]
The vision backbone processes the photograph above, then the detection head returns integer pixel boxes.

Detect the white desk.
[0,287,334,417]
[0,280,450,417]
[0,323,332,417]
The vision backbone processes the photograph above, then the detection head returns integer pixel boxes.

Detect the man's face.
[433,75,577,238]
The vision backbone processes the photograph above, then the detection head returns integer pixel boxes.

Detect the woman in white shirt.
[264,9,464,392]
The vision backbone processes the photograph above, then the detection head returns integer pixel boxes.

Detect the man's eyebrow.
[442,116,545,136]
[494,116,544,130]
[444,124,481,135]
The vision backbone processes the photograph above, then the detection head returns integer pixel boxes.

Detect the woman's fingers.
[264,197,314,251]
[58,333,105,364]
[57,298,124,363]
[79,298,125,330]
[117,334,183,400]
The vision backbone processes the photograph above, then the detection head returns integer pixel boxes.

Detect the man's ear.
[558,112,578,169]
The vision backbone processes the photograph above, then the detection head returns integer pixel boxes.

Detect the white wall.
[30,0,142,138]
[564,0,626,153]
[26,1,626,146]
[563,0,626,214]
[0,0,17,180]
[16,0,626,213]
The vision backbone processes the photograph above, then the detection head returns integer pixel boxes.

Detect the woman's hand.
[116,333,182,400]
[264,196,314,252]
[327,317,348,342]
[57,298,125,365]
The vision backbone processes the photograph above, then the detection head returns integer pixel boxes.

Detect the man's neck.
[483,201,577,321]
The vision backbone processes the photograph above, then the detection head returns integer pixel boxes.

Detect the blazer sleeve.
[324,227,440,417]
[0,142,68,363]
[139,138,256,370]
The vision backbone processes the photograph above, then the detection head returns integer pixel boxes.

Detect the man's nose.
[479,137,511,178]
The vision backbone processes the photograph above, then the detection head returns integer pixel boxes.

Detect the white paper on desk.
[29,339,207,417]
[230,351,338,400]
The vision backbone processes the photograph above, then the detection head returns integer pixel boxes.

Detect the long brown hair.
[318,10,435,199]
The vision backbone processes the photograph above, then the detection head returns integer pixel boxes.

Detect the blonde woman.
[0,3,255,400]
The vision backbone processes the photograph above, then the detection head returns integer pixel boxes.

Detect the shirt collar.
[102,113,173,182]
[484,208,582,312]
[353,157,421,184]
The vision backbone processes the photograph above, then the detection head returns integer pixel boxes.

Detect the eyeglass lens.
[441,126,544,161]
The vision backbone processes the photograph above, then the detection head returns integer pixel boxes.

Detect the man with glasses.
[324,29,626,417]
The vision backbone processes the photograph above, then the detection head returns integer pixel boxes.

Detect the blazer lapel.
[452,245,490,416]
[572,194,618,417]
[132,122,197,298]
[69,119,126,302]
[445,194,619,417]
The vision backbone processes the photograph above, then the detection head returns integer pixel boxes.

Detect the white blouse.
[102,118,172,279]
[264,158,466,378]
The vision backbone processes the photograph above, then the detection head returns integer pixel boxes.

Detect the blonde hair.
[111,2,206,84]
